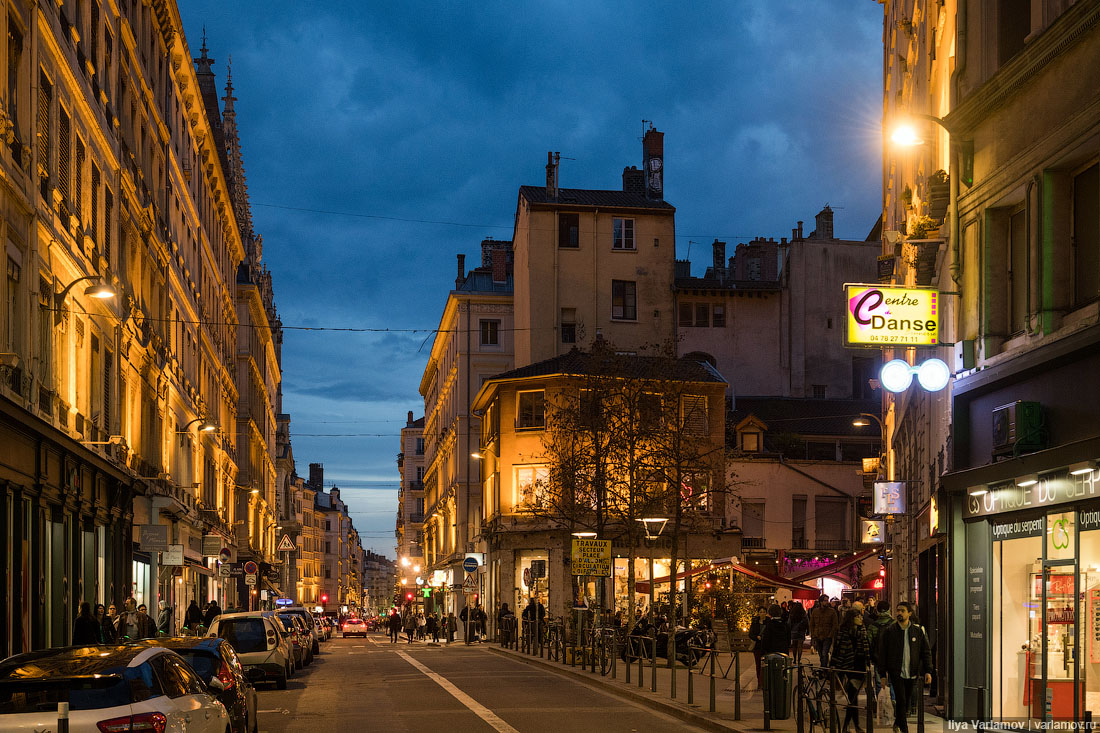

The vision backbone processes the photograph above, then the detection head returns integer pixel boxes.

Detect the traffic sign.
[277,534,296,553]
[245,573,257,586]
[462,574,477,594]
[218,565,231,578]
[243,561,259,575]
[462,556,479,573]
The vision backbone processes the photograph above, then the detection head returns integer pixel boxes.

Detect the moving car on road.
[342,618,369,637]
[141,636,261,733]
[208,612,294,689]
[0,644,230,732]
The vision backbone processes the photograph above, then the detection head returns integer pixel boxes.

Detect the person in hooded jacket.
[831,609,871,733]
[758,604,790,655]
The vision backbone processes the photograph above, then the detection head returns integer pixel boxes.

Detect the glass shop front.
[965,470,1100,722]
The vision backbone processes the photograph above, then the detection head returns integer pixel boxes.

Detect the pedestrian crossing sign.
[277,534,296,552]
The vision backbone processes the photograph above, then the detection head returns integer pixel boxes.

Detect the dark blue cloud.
[179,0,884,555]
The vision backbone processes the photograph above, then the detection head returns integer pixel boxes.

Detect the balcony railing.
[742,536,766,549]
[791,536,808,550]
[814,539,852,551]
[409,513,424,523]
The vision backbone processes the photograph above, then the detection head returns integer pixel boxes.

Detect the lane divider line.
[395,650,519,733]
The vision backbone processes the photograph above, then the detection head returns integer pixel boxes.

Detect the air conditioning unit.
[992,401,1045,459]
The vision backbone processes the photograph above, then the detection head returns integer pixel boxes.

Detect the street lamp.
[54,276,116,323]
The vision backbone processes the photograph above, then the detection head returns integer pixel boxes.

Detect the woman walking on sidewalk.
[831,609,871,733]
[788,601,808,664]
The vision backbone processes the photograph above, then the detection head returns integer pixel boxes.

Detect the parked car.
[207,612,294,689]
[0,644,230,732]
[141,636,260,733]
[342,618,369,637]
[312,614,332,641]
[277,614,313,667]
[277,606,323,653]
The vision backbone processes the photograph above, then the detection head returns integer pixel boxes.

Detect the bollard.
[687,650,694,705]
[671,654,677,700]
[709,647,716,713]
[797,664,805,733]
[734,651,741,720]
[650,632,657,693]
[57,702,69,733]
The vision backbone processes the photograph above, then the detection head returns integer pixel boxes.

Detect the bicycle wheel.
[599,636,613,676]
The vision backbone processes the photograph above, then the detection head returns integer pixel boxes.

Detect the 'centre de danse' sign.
[845,284,939,347]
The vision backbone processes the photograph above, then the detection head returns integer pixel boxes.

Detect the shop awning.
[786,548,877,584]
[633,557,818,596]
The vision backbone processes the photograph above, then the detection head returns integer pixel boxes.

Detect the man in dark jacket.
[808,595,840,666]
[759,605,790,655]
[874,602,932,733]
[202,600,221,628]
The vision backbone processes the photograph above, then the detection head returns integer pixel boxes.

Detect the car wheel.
[276,671,288,690]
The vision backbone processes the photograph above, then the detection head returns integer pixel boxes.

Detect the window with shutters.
[678,302,692,327]
[57,107,71,205]
[681,395,708,434]
[37,71,50,180]
[695,303,709,328]
[741,501,764,538]
[104,189,112,264]
[90,2,100,70]
[712,304,726,327]
[1073,163,1099,307]
[1008,207,1028,334]
[91,163,100,247]
[103,349,111,431]
[74,138,85,221]
[7,19,22,139]
[815,497,848,546]
[4,255,19,352]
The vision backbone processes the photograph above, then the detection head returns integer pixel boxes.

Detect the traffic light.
[321,594,328,604]
[405,592,413,601]
[879,565,886,578]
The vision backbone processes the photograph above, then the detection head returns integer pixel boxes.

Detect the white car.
[342,618,369,637]
[0,643,230,732]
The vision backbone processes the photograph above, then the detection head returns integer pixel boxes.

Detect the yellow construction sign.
[571,538,612,577]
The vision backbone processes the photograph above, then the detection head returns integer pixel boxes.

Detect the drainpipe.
[948,0,967,285]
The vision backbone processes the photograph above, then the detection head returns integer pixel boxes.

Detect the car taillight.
[218,661,236,691]
[267,630,277,648]
[98,712,167,733]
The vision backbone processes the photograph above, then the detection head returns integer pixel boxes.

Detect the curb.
[487,646,753,733]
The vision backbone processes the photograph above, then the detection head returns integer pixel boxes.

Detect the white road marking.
[395,650,519,733]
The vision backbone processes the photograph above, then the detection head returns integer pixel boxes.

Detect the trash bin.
[763,653,793,720]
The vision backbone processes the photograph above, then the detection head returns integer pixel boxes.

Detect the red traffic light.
[879,565,886,577]
[405,592,414,601]
[321,594,328,603]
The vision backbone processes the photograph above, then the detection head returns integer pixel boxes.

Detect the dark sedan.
[141,636,261,733]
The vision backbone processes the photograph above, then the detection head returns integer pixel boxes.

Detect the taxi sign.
[570,538,612,577]
[845,284,939,347]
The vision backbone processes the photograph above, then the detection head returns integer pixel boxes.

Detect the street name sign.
[571,538,612,577]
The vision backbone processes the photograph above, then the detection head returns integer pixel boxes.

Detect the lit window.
[611,280,636,320]
[741,432,760,452]
[516,465,549,506]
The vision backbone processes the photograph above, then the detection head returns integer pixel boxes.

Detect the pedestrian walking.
[831,609,871,733]
[789,601,809,663]
[156,601,173,636]
[403,609,417,643]
[446,612,457,643]
[749,606,768,685]
[459,604,471,644]
[475,604,487,643]
[867,600,893,695]
[808,594,840,666]
[202,600,221,628]
[874,602,932,733]
[73,602,101,645]
[426,612,439,642]
[96,604,117,643]
[185,600,203,631]
[387,609,402,643]
[497,603,514,645]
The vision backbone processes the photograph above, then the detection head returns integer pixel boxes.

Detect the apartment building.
[396,410,425,582]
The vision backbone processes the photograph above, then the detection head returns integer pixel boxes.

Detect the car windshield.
[175,650,219,681]
[219,619,268,654]
[0,664,160,713]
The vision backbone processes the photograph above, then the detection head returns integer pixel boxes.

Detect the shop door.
[1039,559,1081,721]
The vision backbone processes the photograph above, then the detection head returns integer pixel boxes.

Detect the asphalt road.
[253,632,707,732]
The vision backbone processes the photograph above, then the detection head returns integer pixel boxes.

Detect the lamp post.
[54,276,116,323]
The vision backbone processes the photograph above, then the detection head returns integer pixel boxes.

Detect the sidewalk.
[488,643,945,733]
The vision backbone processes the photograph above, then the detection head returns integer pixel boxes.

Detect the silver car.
[207,612,294,690]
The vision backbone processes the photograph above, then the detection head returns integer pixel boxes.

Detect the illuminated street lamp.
[54,276,116,323]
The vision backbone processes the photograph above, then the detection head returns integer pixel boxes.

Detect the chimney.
[406,411,413,427]
[815,205,834,240]
[491,248,508,284]
[712,240,726,271]
[545,151,559,200]
[622,166,645,194]
[642,127,664,199]
[675,259,691,279]
[456,253,465,288]
[308,463,324,489]
[796,221,804,240]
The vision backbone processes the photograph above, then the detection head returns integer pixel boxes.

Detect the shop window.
[991,533,1042,720]
[516,390,544,430]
